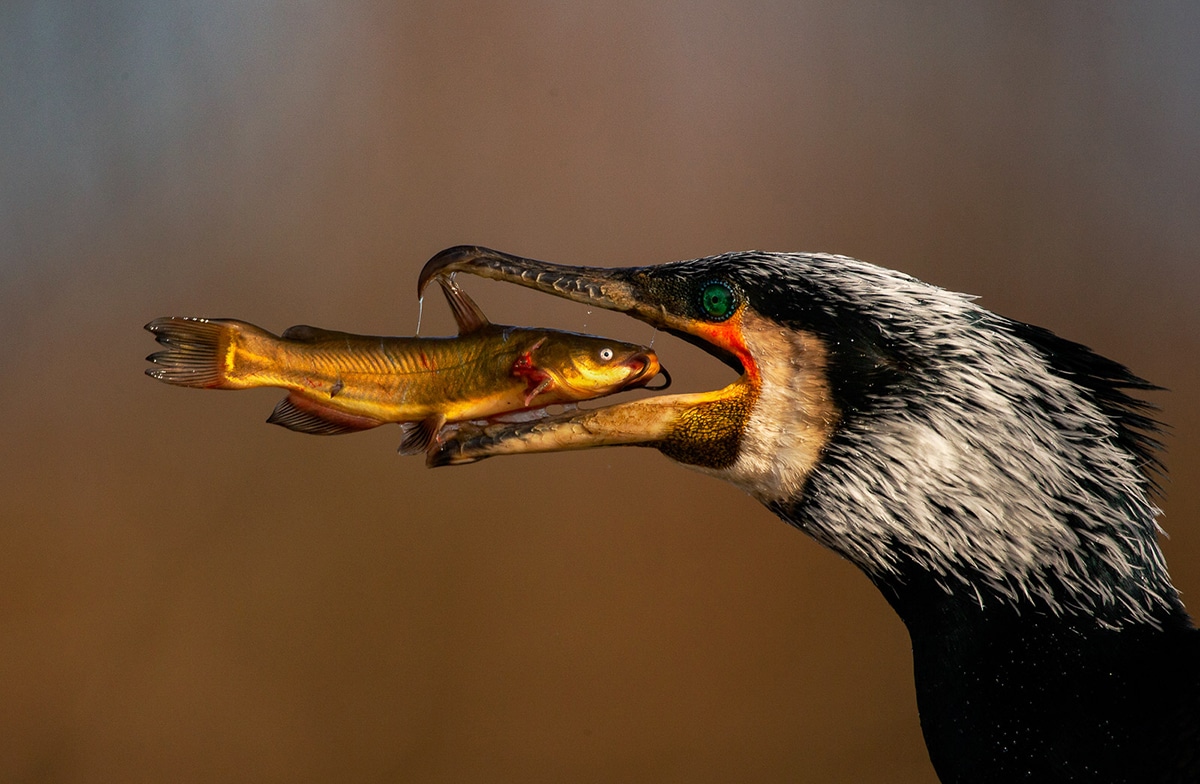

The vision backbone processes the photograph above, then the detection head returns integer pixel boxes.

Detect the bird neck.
[873,567,1198,782]
[785,371,1181,627]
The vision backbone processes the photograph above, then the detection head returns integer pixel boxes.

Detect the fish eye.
[599,347,614,361]
[699,281,736,322]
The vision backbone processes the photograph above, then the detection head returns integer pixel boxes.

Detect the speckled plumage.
[726,253,1173,627]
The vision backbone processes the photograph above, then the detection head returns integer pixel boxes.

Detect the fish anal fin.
[398,414,445,455]
[438,277,490,334]
[267,395,381,436]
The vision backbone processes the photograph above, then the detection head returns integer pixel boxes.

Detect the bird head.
[418,246,860,486]
[418,245,1178,627]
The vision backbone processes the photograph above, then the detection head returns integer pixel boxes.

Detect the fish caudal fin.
[144,317,247,388]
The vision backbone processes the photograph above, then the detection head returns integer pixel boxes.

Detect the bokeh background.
[3,3,1198,782]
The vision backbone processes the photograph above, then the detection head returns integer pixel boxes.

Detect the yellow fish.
[145,278,667,453]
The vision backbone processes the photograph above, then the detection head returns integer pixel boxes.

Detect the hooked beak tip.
[417,245,513,297]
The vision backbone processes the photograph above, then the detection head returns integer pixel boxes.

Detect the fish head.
[530,333,666,402]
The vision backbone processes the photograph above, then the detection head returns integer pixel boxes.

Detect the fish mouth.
[418,246,753,467]
[636,361,672,391]
[550,351,670,402]
[624,352,671,391]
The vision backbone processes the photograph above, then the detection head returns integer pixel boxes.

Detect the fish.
[145,277,669,454]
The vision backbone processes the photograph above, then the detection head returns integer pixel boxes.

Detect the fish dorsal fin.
[397,414,445,455]
[281,324,347,342]
[438,277,490,334]
[266,396,371,436]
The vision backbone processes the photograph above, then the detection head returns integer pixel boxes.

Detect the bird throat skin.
[707,318,838,503]
[654,382,753,468]
[650,311,836,475]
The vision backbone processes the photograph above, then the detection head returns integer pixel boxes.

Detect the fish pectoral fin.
[511,348,555,406]
[523,376,553,407]
[398,414,446,455]
[437,277,490,334]
[266,396,379,436]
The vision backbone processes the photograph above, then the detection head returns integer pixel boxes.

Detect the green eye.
[699,281,736,321]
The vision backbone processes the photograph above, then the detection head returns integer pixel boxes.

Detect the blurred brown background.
[2,3,1198,782]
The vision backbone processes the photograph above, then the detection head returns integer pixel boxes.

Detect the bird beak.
[417,245,643,313]
[418,246,757,467]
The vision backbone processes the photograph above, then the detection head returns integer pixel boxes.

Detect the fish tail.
[144,317,271,389]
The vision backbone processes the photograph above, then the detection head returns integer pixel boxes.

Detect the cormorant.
[418,246,1199,783]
